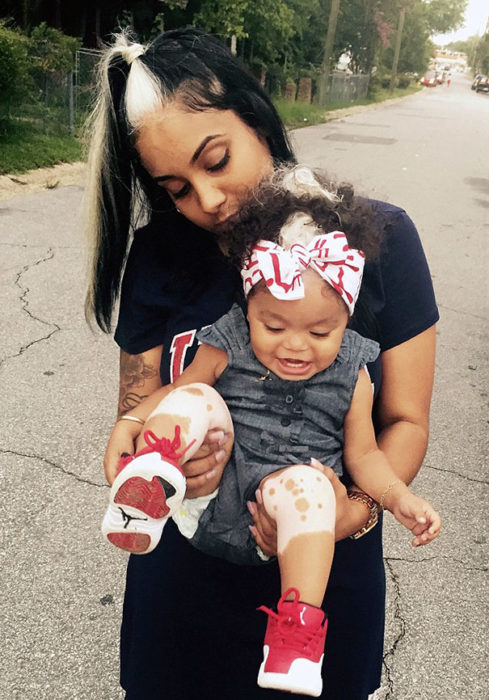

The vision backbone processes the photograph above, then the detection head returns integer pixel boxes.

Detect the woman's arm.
[374,325,436,484]
[117,346,163,417]
[105,347,164,483]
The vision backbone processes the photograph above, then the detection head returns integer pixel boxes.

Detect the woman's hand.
[247,458,374,556]
[103,420,141,485]
[183,429,233,499]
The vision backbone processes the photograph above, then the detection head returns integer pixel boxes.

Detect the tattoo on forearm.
[121,354,158,388]
[121,392,149,412]
[119,354,158,415]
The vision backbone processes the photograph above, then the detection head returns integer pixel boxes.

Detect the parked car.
[471,74,484,89]
[475,75,489,93]
[419,73,437,87]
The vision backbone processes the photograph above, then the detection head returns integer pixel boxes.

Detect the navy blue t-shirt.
[115,201,439,400]
[115,201,439,700]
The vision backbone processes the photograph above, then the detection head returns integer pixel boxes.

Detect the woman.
[85,28,438,700]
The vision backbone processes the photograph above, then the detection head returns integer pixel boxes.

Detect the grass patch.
[274,84,422,128]
[0,121,84,174]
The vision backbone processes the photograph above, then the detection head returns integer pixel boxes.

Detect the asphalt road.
[1,71,487,699]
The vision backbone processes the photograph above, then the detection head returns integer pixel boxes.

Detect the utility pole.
[390,5,406,92]
[318,0,341,105]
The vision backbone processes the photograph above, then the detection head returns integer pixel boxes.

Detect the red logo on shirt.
[169,330,196,382]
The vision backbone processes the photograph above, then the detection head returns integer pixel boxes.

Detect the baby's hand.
[390,491,441,547]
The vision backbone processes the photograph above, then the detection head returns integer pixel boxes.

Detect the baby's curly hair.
[216,166,383,268]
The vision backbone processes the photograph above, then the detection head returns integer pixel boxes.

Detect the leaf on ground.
[9,176,28,185]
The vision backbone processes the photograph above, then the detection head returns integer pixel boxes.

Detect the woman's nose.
[196,182,226,214]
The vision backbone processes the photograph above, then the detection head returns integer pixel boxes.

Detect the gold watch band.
[347,489,380,540]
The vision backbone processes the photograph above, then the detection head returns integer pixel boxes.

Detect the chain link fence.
[326,72,370,103]
[7,51,369,134]
[6,48,101,136]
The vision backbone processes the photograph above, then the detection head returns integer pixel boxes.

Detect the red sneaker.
[257,588,327,697]
[101,427,190,554]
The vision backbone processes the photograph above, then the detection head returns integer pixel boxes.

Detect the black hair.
[84,27,295,333]
[215,166,385,338]
[219,169,383,267]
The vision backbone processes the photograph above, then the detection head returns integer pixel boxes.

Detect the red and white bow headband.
[241,232,365,315]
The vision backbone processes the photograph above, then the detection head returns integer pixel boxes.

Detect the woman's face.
[135,103,273,233]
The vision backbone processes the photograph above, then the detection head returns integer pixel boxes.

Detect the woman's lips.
[214,212,240,233]
[276,358,312,376]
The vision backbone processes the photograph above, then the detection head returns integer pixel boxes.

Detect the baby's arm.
[343,369,441,547]
[104,344,228,484]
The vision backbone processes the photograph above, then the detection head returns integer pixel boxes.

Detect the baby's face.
[247,269,349,381]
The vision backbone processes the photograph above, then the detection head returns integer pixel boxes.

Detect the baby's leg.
[257,465,335,695]
[139,382,233,465]
[260,465,335,606]
[103,384,232,554]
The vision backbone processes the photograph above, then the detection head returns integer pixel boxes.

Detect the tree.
[0,20,31,117]
[473,32,489,74]
[28,22,80,74]
[423,0,467,34]
[193,0,249,40]
[194,0,294,66]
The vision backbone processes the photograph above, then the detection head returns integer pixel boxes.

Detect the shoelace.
[119,426,195,474]
[258,588,320,652]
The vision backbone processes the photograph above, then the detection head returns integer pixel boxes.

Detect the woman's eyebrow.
[153,134,224,183]
[191,134,223,162]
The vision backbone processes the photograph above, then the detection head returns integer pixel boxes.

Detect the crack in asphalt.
[382,559,406,700]
[381,552,488,697]
[0,249,61,368]
[0,449,107,489]
[425,463,488,485]
[385,554,487,572]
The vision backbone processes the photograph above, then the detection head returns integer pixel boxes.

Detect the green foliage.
[194,0,250,39]
[0,21,31,111]
[0,121,83,174]
[195,0,294,64]
[424,0,467,35]
[473,32,489,74]
[29,22,81,74]
[397,72,412,88]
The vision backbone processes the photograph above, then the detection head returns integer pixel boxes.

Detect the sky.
[432,0,488,45]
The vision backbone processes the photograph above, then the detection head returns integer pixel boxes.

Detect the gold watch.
[347,489,379,539]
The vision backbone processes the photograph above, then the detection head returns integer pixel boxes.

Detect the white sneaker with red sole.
[101,427,190,554]
[257,587,328,697]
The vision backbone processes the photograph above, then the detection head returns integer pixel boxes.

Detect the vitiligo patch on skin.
[182,386,205,396]
[295,497,310,512]
[261,465,336,555]
[206,404,213,412]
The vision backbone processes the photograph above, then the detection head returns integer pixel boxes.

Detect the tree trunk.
[390,7,406,92]
[318,0,341,105]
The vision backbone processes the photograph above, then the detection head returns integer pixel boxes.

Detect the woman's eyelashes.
[172,183,190,200]
[165,150,230,200]
[207,150,230,172]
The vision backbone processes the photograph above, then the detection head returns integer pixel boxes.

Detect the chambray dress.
[190,304,379,565]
